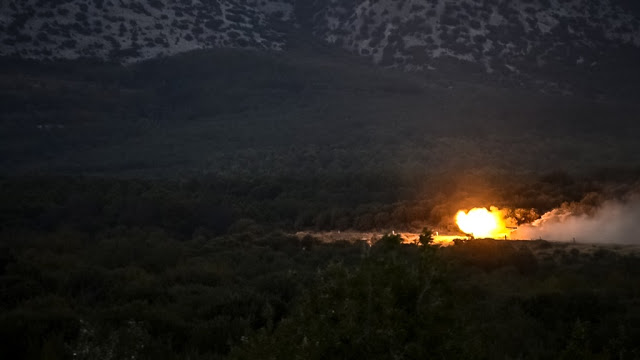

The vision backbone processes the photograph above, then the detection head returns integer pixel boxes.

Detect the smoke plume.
[514,195,640,244]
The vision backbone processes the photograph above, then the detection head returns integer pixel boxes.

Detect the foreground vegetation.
[2,176,640,359]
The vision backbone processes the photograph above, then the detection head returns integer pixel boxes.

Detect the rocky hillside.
[310,0,640,74]
[0,0,296,62]
[1,0,640,79]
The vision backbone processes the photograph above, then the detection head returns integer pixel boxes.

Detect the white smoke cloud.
[514,197,640,244]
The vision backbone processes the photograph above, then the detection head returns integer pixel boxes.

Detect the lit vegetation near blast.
[2,177,640,359]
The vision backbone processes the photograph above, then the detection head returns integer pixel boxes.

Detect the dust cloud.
[514,195,640,244]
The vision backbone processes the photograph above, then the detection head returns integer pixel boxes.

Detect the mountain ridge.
[1,0,640,97]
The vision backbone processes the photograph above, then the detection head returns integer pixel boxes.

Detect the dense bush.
[2,192,640,360]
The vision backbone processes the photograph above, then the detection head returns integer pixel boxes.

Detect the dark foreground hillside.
[3,220,640,359]
[2,176,640,359]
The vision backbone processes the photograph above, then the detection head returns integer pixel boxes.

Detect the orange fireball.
[456,207,513,239]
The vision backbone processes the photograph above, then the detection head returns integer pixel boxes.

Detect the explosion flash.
[455,207,513,239]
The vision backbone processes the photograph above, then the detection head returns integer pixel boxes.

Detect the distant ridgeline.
[1,0,640,77]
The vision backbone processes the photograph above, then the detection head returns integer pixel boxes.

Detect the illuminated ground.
[294,231,640,255]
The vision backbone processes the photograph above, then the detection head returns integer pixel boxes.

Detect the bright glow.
[456,207,512,239]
